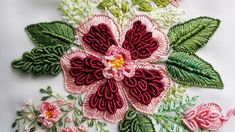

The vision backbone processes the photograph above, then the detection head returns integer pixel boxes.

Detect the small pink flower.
[60,126,84,132]
[183,103,235,131]
[65,117,73,123]
[68,102,75,109]
[37,101,61,128]
[78,124,86,132]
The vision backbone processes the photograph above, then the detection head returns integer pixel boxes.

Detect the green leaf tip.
[153,0,170,7]
[119,109,155,132]
[168,16,221,53]
[25,21,75,47]
[166,52,224,89]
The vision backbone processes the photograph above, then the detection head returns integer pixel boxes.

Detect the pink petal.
[122,63,171,114]
[170,0,180,7]
[76,14,121,56]
[121,15,169,62]
[184,108,197,120]
[82,80,128,123]
[60,49,101,94]
[182,119,199,132]
[197,103,224,131]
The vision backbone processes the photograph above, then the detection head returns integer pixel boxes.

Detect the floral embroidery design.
[37,101,61,128]
[183,103,235,131]
[10,0,235,131]
[60,15,171,122]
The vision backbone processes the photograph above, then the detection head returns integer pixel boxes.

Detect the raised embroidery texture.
[70,56,105,86]
[122,21,159,60]
[123,68,164,105]
[83,23,117,55]
[12,45,66,76]
[11,86,109,132]
[61,15,171,123]
[183,103,235,131]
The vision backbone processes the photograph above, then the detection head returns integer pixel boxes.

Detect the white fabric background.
[0,0,235,131]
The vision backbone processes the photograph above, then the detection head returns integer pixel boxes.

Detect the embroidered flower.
[60,126,86,132]
[37,101,61,128]
[183,103,235,131]
[61,15,171,123]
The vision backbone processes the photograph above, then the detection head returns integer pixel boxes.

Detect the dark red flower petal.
[122,21,159,60]
[89,79,124,114]
[69,56,105,86]
[123,68,165,105]
[82,23,117,55]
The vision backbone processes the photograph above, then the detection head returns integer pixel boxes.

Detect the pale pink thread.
[61,15,171,123]
[183,103,235,131]
[170,0,180,7]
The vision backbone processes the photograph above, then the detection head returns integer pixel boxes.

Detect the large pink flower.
[61,15,171,123]
[37,101,61,128]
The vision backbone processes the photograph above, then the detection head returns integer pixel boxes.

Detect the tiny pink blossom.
[78,124,86,132]
[65,117,72,123]
[68,102,75,109]
[60,127,80,132]
[37,101,61,128]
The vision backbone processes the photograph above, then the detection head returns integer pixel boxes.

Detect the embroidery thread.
[183,103,235,131]
[11,86,108,132]
[10,0,233,131]
[61,15,171,123]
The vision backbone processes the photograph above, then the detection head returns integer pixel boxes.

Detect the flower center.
[46,110,53,119]
[108,55,125,69]
[102,45,135,81]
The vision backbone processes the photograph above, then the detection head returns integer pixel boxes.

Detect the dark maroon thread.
[89,79,124,114]
[83,23,117,54]
[69,56,105,86]
[123,68,164,105]
[122,21,159,60]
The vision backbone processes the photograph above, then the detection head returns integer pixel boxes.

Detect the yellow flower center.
[46,110,53,119]
[109,56,125,68]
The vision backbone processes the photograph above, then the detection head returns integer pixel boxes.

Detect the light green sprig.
[60,0,98,26]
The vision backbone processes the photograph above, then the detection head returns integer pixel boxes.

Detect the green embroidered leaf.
[121,0,129,13]
[158,95,198,113]
[12,45,66,76]
[168,17,221,53]
[153,0,170,7]
[139,1,153,12]
[109,7,122,17]
[97,0,113,10]
[25,21,75,47]
[166,52,223,88]
[163,84,186,102]
[119,109,155,132]
[131,0,139,5]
